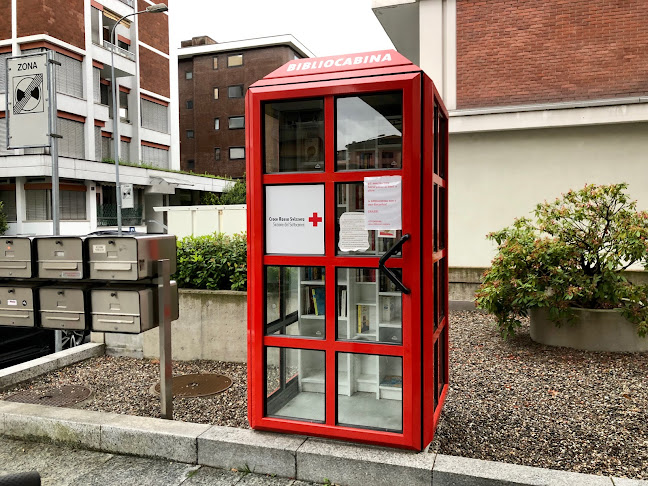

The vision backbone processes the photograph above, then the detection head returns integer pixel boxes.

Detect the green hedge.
[174,232,247,291]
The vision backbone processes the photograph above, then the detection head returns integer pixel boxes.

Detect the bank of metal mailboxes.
[0,284,41,327]
[90,282,178,334]
[87,235,177,281]
[39,285,92,331]
[36,236,86,279]
[0,237,34,278]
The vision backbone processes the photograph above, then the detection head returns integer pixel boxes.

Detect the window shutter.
[141,99,169,134]
[0,53,10,94]
[93,68,101,103]
[94,126,102,161]
[26,189,50,221]
[58,118,85,159]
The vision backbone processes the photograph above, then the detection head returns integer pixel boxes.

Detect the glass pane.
[266,347,325,422]
[336,92,402,171]
[228,85,244,98]
[336,182,402,256]
[336,268,402,344]
[264,99,324,173]
[337,353,402,432]
[228,54,243,67]
[266,266,325,339]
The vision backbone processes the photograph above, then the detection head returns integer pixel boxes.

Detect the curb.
[0,343,105,392]
[0,401,644,486]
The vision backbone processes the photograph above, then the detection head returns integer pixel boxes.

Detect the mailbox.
[39,284,91,331]
[87,235,177,281]
[36,236,86,279]
[154,280,179,322]
[0,284,40,327]
[90,287,155,333]
[0,237,34,278]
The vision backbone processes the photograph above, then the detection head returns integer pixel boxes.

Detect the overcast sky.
[169,0,394,58]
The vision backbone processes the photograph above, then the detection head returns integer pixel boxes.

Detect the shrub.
[201,178,246,205]
[475,183,648,338]
[174,232,247,291]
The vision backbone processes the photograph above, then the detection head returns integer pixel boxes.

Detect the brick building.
[374,0,648,301]
[178,35,313,178]
[0,0,227,235]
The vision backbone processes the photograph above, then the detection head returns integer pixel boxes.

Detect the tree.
[0,201,8,235]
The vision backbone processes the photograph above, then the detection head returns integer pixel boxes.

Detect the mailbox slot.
[0,284,40,327]
[88,235,177,281]
[36,236,86,279]
[0,237,34,278]
[91,287,154,333]
[39,285,91,331]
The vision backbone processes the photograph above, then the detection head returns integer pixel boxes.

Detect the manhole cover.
[153,374,232,398]
[5,385,91,407]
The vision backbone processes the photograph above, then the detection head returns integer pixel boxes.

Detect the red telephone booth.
[246,50,448,450]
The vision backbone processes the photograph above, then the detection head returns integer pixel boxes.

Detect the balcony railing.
[97,204,143,227]
[118,0,134,6]
[103,40,135,62]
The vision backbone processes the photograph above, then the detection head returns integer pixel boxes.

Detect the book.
[357,305,370,334]
[311,287,325,316]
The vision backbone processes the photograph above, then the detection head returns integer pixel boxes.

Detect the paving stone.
[238,473,298,485]
[1,402,118,449]
[100,413,211,464]
[296,437,434,486]
[0,436,113,486]
[181,466,244,485]
[67,454,196,486]
[433,454,615,486]
[197,425,306,478]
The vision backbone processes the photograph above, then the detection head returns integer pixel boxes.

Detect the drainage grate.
[153,374,233,398]
[5,385,92,407]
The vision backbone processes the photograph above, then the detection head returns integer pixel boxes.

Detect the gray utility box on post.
[90,281,179,334]
[39,285,92,331]
[88,235,177,281]
[0,237,34,278]
[0,284,41,327]
[36,236,86,279]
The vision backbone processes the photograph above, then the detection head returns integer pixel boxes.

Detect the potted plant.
[475,183,648,351]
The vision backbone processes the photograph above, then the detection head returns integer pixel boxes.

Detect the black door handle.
[378,233,411,295]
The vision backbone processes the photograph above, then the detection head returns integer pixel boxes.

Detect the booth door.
[252,75,423,448]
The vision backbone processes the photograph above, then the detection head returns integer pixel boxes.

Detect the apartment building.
[178,35,313,178]
[373,0,648,300]
[0,0,228,235]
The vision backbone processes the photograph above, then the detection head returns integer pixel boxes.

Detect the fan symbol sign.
[13,74,44,114]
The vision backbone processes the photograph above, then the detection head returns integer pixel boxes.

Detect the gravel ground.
[1,310,647,479]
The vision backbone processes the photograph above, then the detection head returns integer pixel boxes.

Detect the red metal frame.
[246,53,449,450]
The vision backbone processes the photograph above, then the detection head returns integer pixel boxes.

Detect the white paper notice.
[338,212,369,252]
[364,176,402,230]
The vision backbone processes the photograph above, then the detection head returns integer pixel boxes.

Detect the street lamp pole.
[110,3,168,236]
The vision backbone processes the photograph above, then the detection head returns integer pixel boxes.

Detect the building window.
[26,187,86,221]
[119,91,129,121]
[186,100,193,109]
[91,7,101,45]
[58,118,85,159]
[213,88,219,99]
[0,188,17,222]
[141,99,169,134]
[100,82,109,105]
[187,159,195,170]
[186,130,194,139]
[213,57,218,69]
[54,52,83,99]
[185,71,193,79]
[229,147,245,160]
[228,85,244,98]
[228,116,245,129]
[214,118,220,130]
[141,145,169,169]
[228,54,243,67]
[214,148,220,161]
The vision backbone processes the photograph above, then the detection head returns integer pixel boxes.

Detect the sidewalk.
[0,437,315,486]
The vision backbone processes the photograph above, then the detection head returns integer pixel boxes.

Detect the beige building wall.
[450,122,648,269]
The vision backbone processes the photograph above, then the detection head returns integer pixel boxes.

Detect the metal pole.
[158,258,172,419]
[48,51,60,236]
[110,23,122,236]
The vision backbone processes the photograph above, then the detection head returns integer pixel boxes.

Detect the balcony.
[103,40,135,62]
[97,204,143,227]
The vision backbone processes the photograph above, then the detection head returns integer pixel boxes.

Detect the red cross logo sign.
[309,212,323,227]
